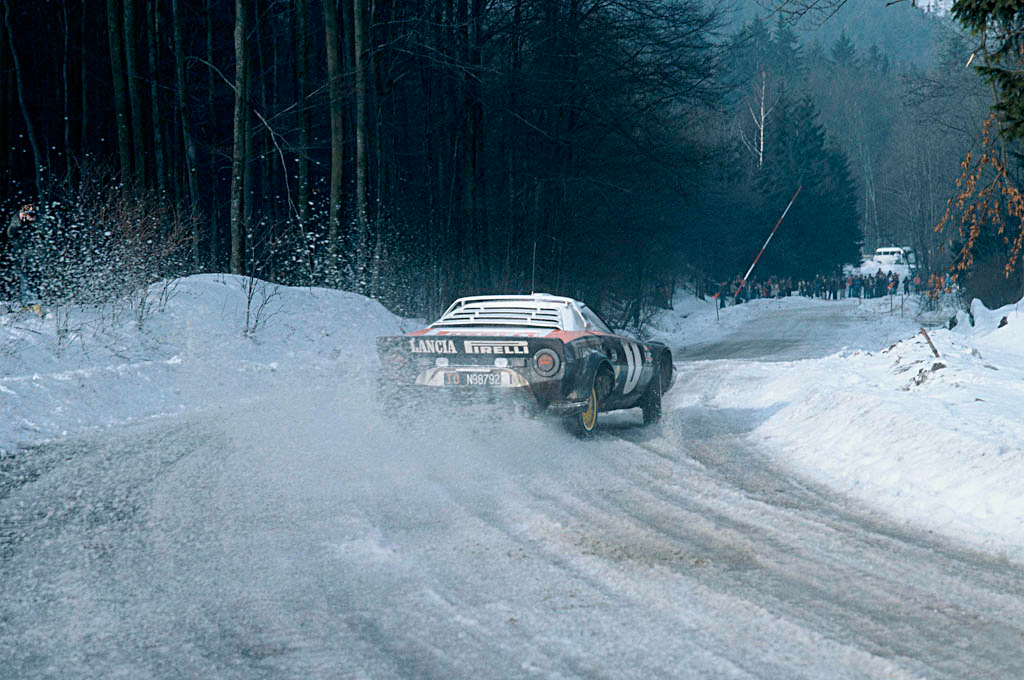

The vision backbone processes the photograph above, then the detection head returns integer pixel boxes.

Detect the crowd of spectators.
[714,270,954,307]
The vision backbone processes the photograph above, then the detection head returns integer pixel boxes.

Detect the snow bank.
[0,274,407,448]
[673,292,1024,562]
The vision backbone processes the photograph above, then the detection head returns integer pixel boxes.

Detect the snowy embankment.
[0,274,408,446]
[757,307,1024,559]
[651,291,1024,563]
[2,274,1023,563]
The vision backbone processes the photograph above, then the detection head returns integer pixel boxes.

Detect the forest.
[1,0,1021,319]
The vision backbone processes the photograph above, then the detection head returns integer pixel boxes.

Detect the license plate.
[445,371,501,386]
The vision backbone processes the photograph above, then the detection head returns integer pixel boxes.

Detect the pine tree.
[726,18,773,94]
[757,95,860,278]
[830,30,858,69]
[770,21,805,86]
[865,44,889,75]
[954,0,1024,141]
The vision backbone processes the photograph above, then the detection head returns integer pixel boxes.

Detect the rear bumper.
[377,375,584,417]
[415,366,530,388]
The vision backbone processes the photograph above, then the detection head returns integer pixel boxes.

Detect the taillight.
[533,348,560,377]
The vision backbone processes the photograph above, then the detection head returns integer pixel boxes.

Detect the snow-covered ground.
[0,274,410,446]
[649,289,1024,563]
[2,274,1023,565]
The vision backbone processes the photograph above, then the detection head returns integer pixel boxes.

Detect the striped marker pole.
[733,184,802,300]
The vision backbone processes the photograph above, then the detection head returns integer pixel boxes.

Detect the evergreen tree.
[757,95,860,278]
[725,17,774,96]
[770,21,806,86]
[953,0,1024,141]
[830,30,858,69]
[865,44,890,75]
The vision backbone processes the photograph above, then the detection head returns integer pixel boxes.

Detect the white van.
[871,246,917,269]
[848,246,918,277]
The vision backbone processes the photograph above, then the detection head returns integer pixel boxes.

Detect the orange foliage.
[935,113,1024,283]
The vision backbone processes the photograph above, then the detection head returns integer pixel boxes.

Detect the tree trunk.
[0,18,8,185]
[60,3,72,181]
[229,0,249,274]
[148,0,166,197]
[123,0,146,187]
[207,0,218,269]
[464,0,485,285]
[107,0,133,181]
[173,0,200,267]
[295,0,312,271]
[324,0,345,278]
[243,42,254,270]
[456,0,469,277]
[81,0,88,167]
[353,0,370,290]
[2,0,43,196]
[434,0,451,302]
[501,0,523,289]
[257,12,274,227]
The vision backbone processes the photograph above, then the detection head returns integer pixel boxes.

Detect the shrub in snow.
[3,166,194,310]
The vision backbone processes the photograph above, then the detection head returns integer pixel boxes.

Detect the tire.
[566,384,599,437]
[640,355,668,425]
[640,375,662,424]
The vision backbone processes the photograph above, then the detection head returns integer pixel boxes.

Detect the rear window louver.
[432,303,564,329]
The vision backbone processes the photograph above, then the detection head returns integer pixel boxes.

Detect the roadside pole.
[733,185,802,301]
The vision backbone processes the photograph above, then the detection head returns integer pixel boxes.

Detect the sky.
[1,274,1023,566]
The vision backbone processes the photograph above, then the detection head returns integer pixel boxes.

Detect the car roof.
[432,294,586,331]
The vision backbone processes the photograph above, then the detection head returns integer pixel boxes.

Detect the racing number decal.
[622,341,643,395]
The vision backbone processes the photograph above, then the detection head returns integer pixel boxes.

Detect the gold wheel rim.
[581,387,597,431]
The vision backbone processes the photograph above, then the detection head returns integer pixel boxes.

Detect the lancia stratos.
[375,294,674,435]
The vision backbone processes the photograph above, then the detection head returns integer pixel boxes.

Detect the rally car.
[375,294,673,435]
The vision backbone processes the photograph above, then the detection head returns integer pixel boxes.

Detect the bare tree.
[60,3,72,181]
[460,0,485,285]
[0,15,8,184]
[80,0,88,169]
[323,0,345,275]
[107,0,133,181]
[123,0,146,186]
[0,0,729,317]
[172,0,200,267]
[738,70,778,168]
[2,0,43,195]
[206,0,218,268]
[353,0,370,288]
[295,0,312,233]
[229,0,249,274]
[148,0,166,196]
[758,0,927,25]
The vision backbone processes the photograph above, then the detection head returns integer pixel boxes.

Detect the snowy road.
[672,300,905,361]
[3,301,1024,678]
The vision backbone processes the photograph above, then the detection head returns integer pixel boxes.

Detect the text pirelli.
[408,338,530,355]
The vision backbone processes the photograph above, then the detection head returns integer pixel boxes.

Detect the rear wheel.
[640,376,662,424]
[641,355,669,425]
[566,384,599,437]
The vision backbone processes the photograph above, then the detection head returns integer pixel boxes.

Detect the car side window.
[580,306,613,334]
